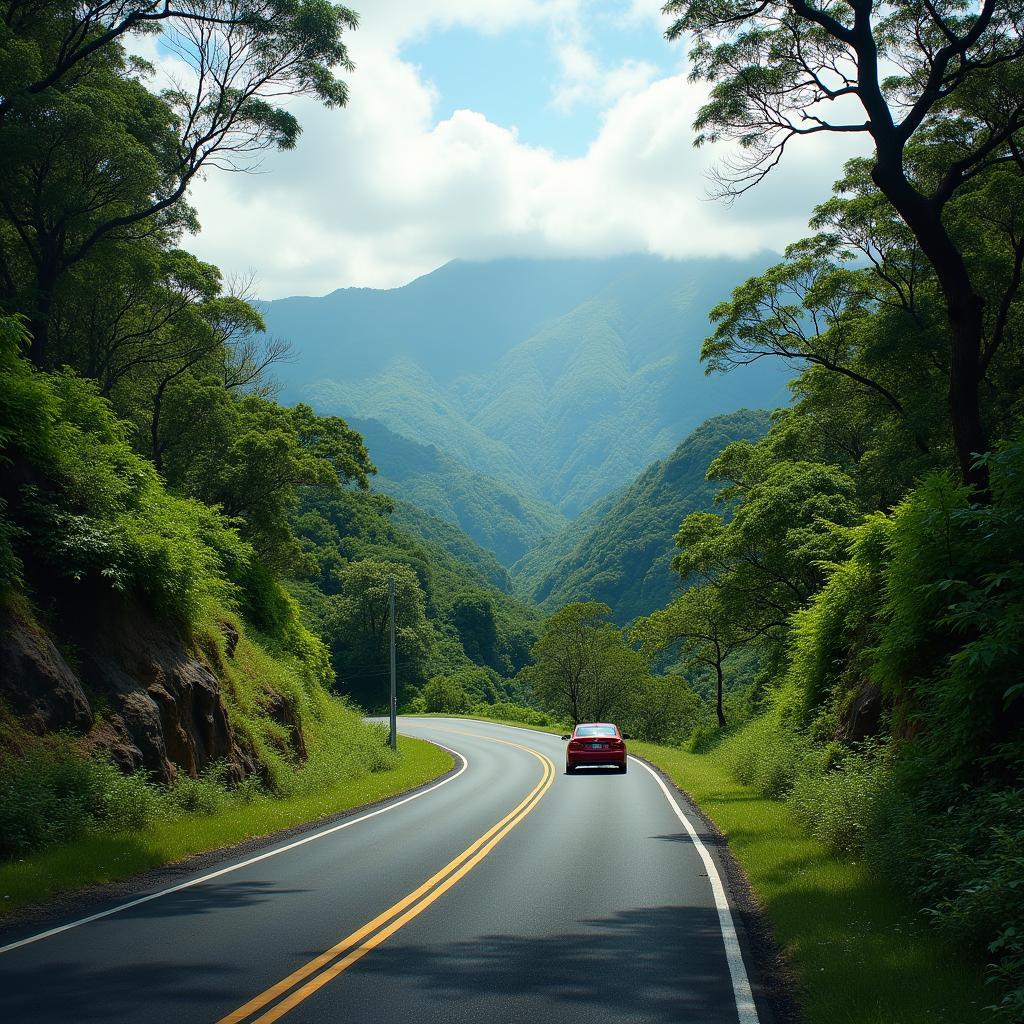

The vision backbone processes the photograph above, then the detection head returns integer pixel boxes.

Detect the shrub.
[0,747,96,856]
[625,675,702,744]
[163,763,232,816]
[688,723,724,753]
[89,760,161,833]
[868,782,1024,1019]
[789,743,890,855]
[271,699,399,799]
[421,676,471,714]
[725,717,817,800]
[0,745,161,856]
[478,701,555,727]
[782,514,889,730]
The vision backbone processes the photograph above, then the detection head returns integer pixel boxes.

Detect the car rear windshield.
[575,725,617,737]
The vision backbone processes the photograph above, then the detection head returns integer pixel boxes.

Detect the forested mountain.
[389,500,511,594]
[290,488,541,710]
[348,417,565,565]
[262,255,791,516]
[512,410,771,623]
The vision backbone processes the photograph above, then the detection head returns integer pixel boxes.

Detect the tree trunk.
[946,294,988,492]
[870,161,989,495]
[28,302,51,369]
[28,255,60,369]
[151,378,168,471]
[715,661,726,728]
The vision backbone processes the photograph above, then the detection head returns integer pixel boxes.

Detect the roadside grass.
[0,735,451,919]
[447,714,990,1024]
[630,739,992,1024]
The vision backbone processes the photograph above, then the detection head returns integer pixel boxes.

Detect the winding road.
[0,718,767,1023]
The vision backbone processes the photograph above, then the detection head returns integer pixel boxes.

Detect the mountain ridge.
[261,255,791,520]
[350,416,565,566]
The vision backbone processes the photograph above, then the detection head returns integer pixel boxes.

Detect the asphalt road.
[0,718,764,1024]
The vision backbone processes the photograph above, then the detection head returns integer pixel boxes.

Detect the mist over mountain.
[261,255,790,519]
[350,417,565,566]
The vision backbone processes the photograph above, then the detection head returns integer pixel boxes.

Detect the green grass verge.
[0,734,451,919]
[442,715,989,1024]
[629,739,991,1024]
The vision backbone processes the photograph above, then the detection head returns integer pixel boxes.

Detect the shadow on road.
[0,957,240,1021]
[0,880,310,1022]
[360,904,735,1023]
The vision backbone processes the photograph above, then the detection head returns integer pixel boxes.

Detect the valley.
[262,255,791,520]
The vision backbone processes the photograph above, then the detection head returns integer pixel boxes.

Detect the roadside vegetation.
[0,731,450,917]
[631,733,994,1024]
[0,0,510,907]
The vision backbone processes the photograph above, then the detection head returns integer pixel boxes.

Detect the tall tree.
[525,602,646,724]
[631,584,753,727]
[332,559,433,704]
[0,0,358,364]
[665,0,1024,490]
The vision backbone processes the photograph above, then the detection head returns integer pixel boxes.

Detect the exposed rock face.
[2,595,268,785]
[265,691,308,762]
[836,679,883,744]
[0,606,92,734]
[74,600,260,784]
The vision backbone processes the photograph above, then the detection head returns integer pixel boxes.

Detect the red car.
[563,723,629,774]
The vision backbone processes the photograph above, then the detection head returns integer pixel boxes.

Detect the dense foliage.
[604,7,1024,1011]
[288,487,539,711]
[0,0,539,854]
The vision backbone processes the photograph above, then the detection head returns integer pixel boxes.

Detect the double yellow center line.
[218,731,555,1024]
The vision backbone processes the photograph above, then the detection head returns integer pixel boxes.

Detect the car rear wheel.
[565,763,574,774]
[618,763,627,774]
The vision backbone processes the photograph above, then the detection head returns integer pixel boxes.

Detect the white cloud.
[172,3,866,297]
[616,0,671,27]
[550,42,659,112]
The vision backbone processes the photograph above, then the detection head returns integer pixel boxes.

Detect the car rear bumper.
[566,749,626,768]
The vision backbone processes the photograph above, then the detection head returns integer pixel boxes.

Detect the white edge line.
[0,741,468,956]
[630,755,760,1024]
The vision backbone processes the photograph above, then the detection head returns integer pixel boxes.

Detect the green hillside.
[345,417,565,565]
[389,499,511,593]
[262,256,791,517]
[508,486,623,595]
[511,410,772,623]
[290,484,542,711]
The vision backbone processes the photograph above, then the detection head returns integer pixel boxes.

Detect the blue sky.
[402,10,681,155]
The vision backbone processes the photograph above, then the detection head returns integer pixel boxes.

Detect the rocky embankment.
[0,599,301,783]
